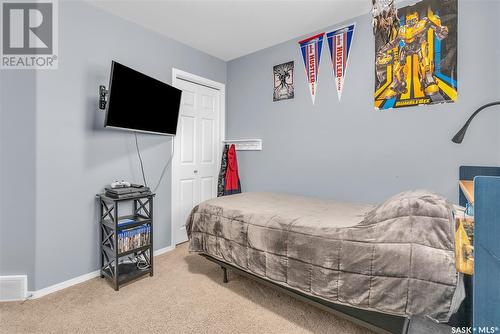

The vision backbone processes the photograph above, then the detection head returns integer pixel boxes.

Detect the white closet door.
[173,79,221,245]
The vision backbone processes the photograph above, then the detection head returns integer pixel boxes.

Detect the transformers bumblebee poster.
[374,0,457,110]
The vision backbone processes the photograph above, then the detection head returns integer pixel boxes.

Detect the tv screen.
[104,61,182,135]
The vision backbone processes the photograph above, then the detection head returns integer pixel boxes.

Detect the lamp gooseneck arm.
[452,101,500,144]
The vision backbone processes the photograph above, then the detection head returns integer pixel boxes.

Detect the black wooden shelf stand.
[97,192,155,291]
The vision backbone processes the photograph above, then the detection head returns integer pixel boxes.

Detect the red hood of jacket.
[225,144,240,191]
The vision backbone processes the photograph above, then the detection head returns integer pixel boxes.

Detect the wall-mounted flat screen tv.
[104,61,182,136]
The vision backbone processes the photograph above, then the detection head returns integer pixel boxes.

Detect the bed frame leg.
[402,316,410,334]
[222,266,228,283]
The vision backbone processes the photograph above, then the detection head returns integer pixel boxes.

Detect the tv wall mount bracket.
[99,85,108,110]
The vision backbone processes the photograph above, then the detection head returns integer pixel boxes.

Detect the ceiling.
[87,0,371,61]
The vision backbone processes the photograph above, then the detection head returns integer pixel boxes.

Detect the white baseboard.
[27,245,176,300]
[0,275,27,302]
[29,270,101,299]
[154,245,175,256]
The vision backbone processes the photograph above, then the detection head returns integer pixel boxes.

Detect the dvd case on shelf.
[118,225,151,253]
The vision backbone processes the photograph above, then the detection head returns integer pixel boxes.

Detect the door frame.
[171,68,226,247]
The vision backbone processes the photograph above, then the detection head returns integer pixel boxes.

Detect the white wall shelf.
[223,139,262,151]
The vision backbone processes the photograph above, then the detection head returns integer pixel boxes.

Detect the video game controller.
[111,180,131,189]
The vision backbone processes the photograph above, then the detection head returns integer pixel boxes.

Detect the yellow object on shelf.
[455,216,474,275]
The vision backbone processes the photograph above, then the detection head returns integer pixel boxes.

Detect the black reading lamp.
[452,101,500,144]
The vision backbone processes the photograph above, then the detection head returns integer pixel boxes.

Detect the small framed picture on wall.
[273,61,294,102]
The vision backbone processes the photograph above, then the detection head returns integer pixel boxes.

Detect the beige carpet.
[0,244,373,334]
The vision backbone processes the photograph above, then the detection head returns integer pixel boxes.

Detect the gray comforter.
[186,190,459,322]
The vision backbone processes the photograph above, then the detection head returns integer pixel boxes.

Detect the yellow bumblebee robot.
[378,11,448,98]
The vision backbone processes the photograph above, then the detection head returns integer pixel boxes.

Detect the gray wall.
[1,1,226,290]
[227,0,500,204]
[0,71,37,288]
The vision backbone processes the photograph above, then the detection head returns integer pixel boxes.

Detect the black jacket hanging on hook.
[217,145,229,197]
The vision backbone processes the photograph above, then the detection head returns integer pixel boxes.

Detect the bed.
[186,190,463,333]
